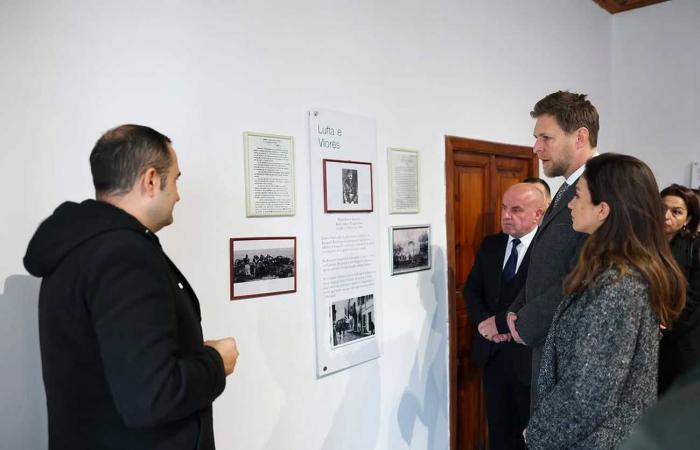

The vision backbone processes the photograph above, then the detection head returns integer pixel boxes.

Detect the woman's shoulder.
[591,267,648,299]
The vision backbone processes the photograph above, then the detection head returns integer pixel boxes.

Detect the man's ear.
[140,168,159,197]
[575,127,590,149]
[535,207,544,223]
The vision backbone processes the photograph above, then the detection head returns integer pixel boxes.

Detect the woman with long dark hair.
[526,153,686,449]
[658,183,700,394]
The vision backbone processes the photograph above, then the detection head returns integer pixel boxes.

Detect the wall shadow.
[397,246,449,449]
[318,358,381,450]
[0,274,47,450]
[256,301,381,450]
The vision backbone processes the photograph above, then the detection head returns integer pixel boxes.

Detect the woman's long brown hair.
[563,153,686,327]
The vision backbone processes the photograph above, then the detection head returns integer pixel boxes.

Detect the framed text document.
[388,147,419,214]
[244,132,295,217]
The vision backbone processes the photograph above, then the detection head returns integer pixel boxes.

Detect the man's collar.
[508,225,538,248]
[565,151,600,185]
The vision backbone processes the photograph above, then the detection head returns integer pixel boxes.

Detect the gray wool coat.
[526,269,659,450]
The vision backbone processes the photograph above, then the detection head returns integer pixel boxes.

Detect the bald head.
[501,183,545,238]
[523,177,551,208]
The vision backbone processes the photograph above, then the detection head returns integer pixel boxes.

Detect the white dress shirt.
[560,151,600,189]
[503,226,538,274]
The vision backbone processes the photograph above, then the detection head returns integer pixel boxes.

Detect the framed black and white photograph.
[323,159,373,212]
[230,237,297,300]
[329,294,376,348]
[390,225,431,275]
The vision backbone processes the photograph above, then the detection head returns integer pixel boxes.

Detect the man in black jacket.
[463,183,545,450]
[24,124,239,450]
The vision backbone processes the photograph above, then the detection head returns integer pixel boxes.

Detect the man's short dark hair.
[530,90,599,148]
[523,176,551,198]
[90,124,172,196]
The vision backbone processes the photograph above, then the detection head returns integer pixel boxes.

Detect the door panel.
[455,163,488,289]
[454,161,490,450]
[494,157,531,231]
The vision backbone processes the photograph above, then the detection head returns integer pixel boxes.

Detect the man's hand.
[477,316,498,340]
[491,333,512,343]
[507,312,526,345]
[205,337,239,376]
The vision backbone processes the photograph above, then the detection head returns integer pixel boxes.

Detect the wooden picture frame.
[322,159,374,213]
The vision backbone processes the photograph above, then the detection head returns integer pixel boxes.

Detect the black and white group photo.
[233,251,294,282]
[390,225,431,275]
[230,237,297,299]
[330,294,375,347]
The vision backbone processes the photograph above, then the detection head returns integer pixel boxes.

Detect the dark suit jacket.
[463,232,532,384]
[508,179,588,405]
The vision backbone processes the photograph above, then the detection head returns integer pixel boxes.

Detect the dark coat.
[508,179,588,406]
[23,200,226,450]
[659,234,700,393]
[527,269,659,450]
[621,362,700,450]
[463,232,532,384]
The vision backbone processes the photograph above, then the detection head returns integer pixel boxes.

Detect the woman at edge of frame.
[658,183,700,394]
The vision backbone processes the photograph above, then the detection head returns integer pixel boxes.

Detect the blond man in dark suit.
[507,91,599,410]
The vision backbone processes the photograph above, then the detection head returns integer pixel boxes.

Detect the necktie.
[551,181,570,210]
[502,238,521,281]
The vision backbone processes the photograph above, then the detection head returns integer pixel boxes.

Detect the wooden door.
[446,136,538,450]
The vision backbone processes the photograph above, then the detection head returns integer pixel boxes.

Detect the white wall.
[611,0,700,189]
[0,1,613,449]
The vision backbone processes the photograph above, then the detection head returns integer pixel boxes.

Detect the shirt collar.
[565,151,600,186]
[508,225,538,249]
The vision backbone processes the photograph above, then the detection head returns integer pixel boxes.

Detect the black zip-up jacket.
[24,200,225,450]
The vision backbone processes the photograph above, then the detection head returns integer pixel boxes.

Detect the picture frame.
[230,237,297,300]
[389,225,431,275]
[243,131,295,217]
[322,159,374,213]
[329,294,376,348]
[387,147,420,214]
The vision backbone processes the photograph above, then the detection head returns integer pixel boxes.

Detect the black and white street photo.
[330,294,375,347]
[390,225,431,275]
[230,237,297,299]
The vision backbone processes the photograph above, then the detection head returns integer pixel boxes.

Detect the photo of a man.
[342,169,358,204]
[322,159,373,212]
